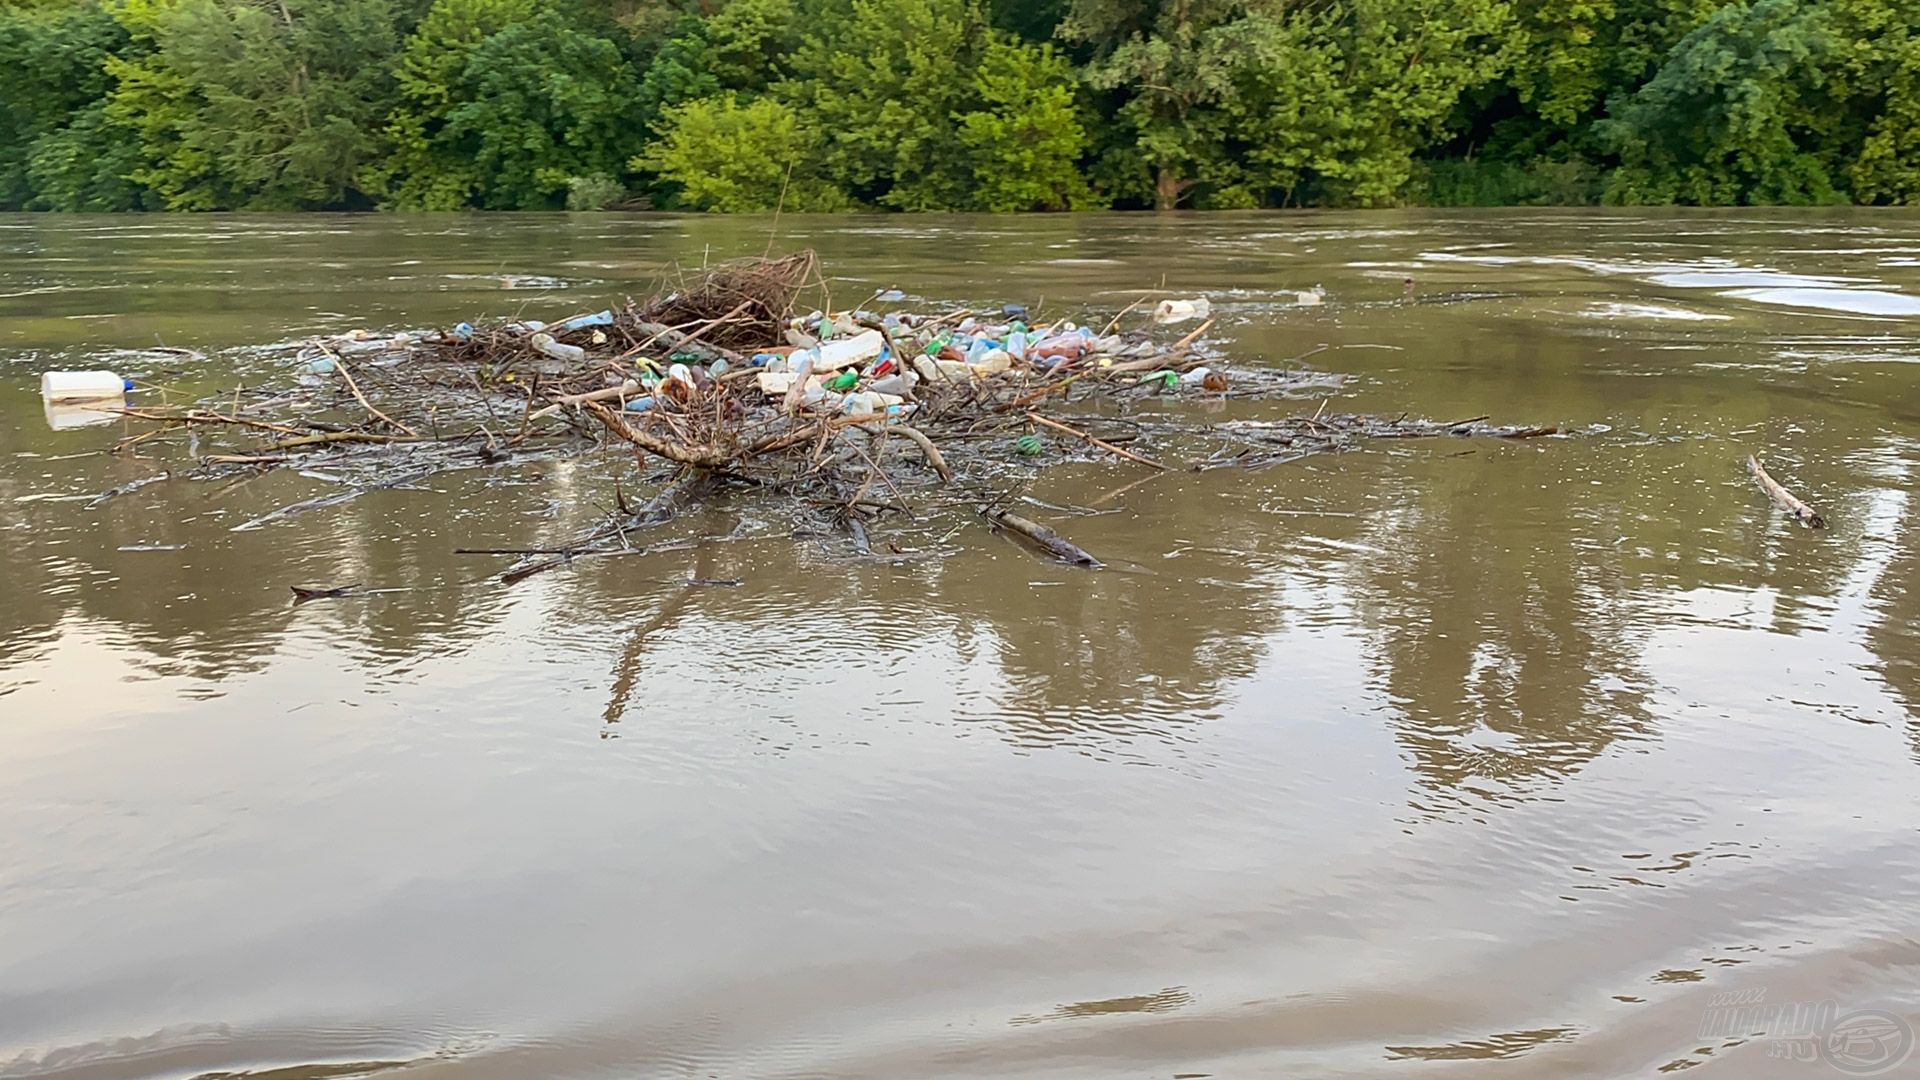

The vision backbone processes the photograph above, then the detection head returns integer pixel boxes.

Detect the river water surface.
[3,211,1919,1079]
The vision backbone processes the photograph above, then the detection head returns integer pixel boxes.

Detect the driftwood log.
[984,507,1101,567]
[1748,455,1826,529]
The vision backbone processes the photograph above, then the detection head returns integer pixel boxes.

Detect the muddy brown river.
[3,211,1918,1079]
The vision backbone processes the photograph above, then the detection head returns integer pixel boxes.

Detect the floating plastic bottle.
[842,391,884,416]
[624,395,657,413]
[826,370,858,392]
[41,371,133,404]
[1152,298,1211,325]
[554,310,614,332]
[530,333,586,363]
[971,348,1012,376]
[1004,330,1028,362]
[869,371,917,397]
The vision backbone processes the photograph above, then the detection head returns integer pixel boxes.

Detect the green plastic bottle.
[827,370,858,391]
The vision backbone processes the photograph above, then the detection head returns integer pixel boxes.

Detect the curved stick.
[1748,455,1826,529]
[889,424,952,482]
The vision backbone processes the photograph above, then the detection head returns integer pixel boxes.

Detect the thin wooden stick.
[629,299,753,358]
[264,431,400,451]
[202,453,293,465]
[1748,455,1826,529]
[1007,370,1091,409]
[1170,317,1215,351]
[1101,292,1158,336]
[111,407,306,436]
[847,434,911,515]
[888,424,952,482]
[529,380,639,420]
[1089,468,1172,506]
[316,341,418,437]
[1026,412,1167,471]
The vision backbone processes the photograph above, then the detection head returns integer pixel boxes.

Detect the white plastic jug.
[1152,297,1212,325]
[813,330,885,371]
[41,370,130,404]
[529,333,586,364]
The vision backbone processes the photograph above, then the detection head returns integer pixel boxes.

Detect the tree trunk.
[1154,168,1185,210]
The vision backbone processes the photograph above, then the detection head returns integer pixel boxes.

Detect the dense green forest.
[2,0,1916,212]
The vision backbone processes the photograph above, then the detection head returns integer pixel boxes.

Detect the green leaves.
[1599,0,1845,204]
[954,37,1095,211]
[1064,0,1515,206]
[638,93,849,211]
[102,0,405,209]
[3,0,1918,210]
[369,0,649,209]
[0,0,137,207]
[437,10,644,208]
[645,0,1098,211]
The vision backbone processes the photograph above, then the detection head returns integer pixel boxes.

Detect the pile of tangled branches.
[95,252,1565,577]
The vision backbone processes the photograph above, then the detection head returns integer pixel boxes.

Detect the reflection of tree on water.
[0,455,507,689]
[924,493,1289,754]
[1345,449,1658,807]
[547,471,1299,750]
[1878,539,1920,761]
[598,538,736,737]
[1848,449,1920,757]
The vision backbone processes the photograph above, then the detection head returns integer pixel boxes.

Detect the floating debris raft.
[80,251,1575,574]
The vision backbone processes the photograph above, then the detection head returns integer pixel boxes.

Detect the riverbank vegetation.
[3,0,1916,212]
